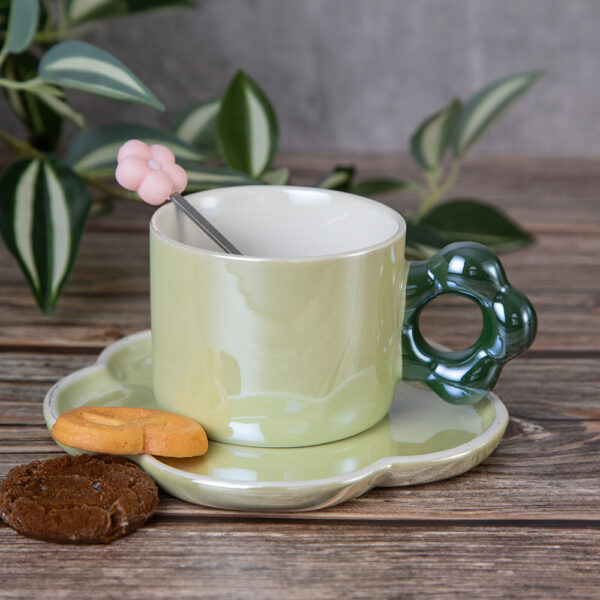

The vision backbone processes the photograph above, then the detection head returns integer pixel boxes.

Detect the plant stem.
[0,128,44,158]
[437,158,462,199]
[34,23,93,43]
[412,159,462,221]
[413,169,441,221]
[81,175,139,202]
[58,0,68,30]
[40,0,56,31]
[0,47,9,71]
[403,179,429,200]
[0,77,44,91]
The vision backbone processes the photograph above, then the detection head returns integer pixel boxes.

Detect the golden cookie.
[51,407,208,458]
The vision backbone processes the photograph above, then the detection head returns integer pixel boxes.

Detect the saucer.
[43,331,508,511]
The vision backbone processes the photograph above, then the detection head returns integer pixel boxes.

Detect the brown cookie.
[0,454,159,544]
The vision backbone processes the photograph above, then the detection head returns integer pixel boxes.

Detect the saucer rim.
[43,329,508,491]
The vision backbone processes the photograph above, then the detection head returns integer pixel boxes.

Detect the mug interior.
[151,186,405,259]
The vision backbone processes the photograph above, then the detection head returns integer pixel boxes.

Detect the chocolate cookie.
[0,454,159,544]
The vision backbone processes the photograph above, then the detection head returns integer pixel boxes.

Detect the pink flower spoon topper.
[115,139,187,205]
[115,139,241,254]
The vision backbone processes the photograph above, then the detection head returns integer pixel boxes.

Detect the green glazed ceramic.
[150,186,534,447]
[43,331,509,511]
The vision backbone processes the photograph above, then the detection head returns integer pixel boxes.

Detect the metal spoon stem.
[170,192,242,255]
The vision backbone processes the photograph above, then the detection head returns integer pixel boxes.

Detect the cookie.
[0,454,159,544]
[51,406,208,458]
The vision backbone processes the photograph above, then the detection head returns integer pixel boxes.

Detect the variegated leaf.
[262,167,290,185]
[38,40,164,110]
[185,166,258,192]
[173,98,220,153]
[410,99,461,171]
[217,70,278,178]
[317,166,355,192]
[2,0,38,54]
[36,89,86,129]
[453,72,541,157]
[0,158,92,313]
[66,123,209,177]
[1,53,64,151]
[66,0,193,23]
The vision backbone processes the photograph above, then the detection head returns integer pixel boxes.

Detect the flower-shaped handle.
[402,242,537,404]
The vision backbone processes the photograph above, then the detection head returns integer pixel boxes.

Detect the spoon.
[115,139,242,255]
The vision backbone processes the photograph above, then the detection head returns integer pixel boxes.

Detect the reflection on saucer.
[158,383,494,482]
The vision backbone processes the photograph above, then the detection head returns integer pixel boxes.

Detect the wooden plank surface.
[0,154,599,598]
[1,521,599,600]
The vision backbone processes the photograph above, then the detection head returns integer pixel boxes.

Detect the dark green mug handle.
[402,242,537,404]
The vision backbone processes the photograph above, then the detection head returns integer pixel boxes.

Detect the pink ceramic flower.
[115,140,188,205]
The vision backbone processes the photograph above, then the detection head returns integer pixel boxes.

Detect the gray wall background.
[47,1,600,154]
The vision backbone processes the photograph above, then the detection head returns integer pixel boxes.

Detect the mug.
[150,186,536,448]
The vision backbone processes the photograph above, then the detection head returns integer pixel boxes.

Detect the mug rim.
[150,185,407,263]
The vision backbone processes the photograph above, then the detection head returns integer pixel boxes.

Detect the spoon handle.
[170,192,242,255]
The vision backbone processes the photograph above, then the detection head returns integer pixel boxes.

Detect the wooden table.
[1,155,598,598]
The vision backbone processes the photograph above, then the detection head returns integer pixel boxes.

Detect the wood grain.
[0,231,598,351]
[1,154,599,599]
[1,521,599,600]
[1,413,598,521]
[1,357,598,521]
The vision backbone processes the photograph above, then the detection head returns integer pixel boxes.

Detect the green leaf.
[262,167,289,185]
[2,0,39,55]
[173,98,220,153]
[351,178,407,197]
[217,70,278,178]
[66,0,193,23]
[1,52,63,152]
[66,123,209,177]
[35,87,86,129]
[410,99,461,171]
[405,220,451,259]
[0,157,92,313]
[453,71,541,157]
[419,198,534,252]
[185,165,258,192]
[38,40,164,110]
[317,166,355,192]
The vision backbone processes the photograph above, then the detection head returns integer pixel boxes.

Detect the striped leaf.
[0,158,92,313]
[173,98,220,153]
[38,40,164,111]
[2,0,38,54]
[410,99,461,171]
[217,70,278,178]
[453,72,541,157]
[262,167,290,185]
[66,123,209,177]
[66,0,193,23]
[185,166,258,192]
[317,166,355,192]
[1,53,63,152]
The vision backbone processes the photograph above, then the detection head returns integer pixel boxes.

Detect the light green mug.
[150,186,536,448]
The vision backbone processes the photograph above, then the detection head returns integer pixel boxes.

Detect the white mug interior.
[151,185,405,259]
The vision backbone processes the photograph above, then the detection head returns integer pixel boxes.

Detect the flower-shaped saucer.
[43,331,508,511]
